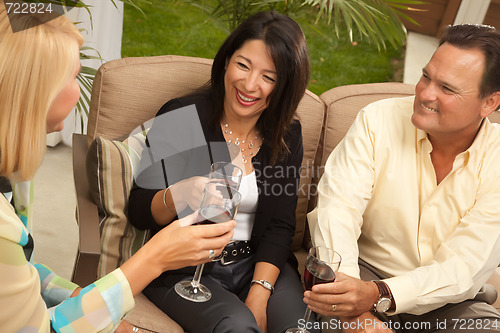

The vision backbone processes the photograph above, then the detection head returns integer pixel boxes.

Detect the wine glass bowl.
[303,247,341,290]
[210,161,243,189]
[286,246,341,333]
[197,184,241,225]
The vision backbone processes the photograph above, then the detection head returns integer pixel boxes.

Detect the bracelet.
[250,279,274,293]
[162,185,176,214]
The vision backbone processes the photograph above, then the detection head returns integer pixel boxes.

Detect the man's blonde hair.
[0,2,84,180]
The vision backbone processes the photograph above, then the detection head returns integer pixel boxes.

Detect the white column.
[55,1,124,146]
[454,0,491,24]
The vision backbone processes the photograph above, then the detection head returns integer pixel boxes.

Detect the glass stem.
[302,307,312,331]
[191,263,205,288]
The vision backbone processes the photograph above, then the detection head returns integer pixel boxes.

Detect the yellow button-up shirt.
[308,96,500,315]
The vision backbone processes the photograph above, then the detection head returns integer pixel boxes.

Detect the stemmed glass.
[174,162,242,302]
[210,161,243,189]
[286,246,342,333]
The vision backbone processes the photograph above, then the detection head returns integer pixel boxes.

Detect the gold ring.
[331,304,337,312]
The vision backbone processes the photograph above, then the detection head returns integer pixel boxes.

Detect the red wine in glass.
[303,262,336,291]
[198,204,232,225]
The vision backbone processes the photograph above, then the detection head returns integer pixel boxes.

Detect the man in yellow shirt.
[307,24,500,332]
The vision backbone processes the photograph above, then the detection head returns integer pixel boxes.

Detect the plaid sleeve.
[50,268,135,333]
[34,263,79,308]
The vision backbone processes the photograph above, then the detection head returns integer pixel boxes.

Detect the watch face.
[376,298,391,313]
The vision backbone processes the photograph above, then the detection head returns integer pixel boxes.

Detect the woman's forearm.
[151,188,179,227]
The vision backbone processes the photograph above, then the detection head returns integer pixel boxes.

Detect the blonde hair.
[0,2,83,180]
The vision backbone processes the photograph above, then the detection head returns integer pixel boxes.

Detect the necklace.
[223,123,262,164]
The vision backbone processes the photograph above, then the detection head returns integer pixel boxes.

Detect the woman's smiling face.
[223,39,277,122]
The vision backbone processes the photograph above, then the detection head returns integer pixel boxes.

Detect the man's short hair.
[440,24,500,99]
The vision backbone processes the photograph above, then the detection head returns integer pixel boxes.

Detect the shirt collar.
[415,118,490,158]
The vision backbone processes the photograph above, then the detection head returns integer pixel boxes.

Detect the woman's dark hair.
[439,24,500,99]
[209,11,310,164]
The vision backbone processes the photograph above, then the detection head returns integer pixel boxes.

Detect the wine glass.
[286,246,342,333]
[174,182,242,302]
[210,161,243,189]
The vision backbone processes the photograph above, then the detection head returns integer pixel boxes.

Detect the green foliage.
[172,0,426,50]
[122,1,403,95]
[303,0,426,50]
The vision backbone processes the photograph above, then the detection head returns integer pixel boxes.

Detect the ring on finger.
[208,249,215,259]
[132,327,139,333]
[331,304,337,312]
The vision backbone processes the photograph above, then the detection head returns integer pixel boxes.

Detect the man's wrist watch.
[372,280,392,313]
[251,279,274,293]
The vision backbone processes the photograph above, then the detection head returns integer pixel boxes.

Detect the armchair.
[71,54,500,332]
[71,54,325,332]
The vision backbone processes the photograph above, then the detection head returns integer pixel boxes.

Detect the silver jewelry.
[250,279,274,293]
[208,249,215,259]
[162,185,175,214]
[223,123,262,164]
[132,327,139,333]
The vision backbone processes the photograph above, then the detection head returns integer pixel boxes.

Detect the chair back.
[87,55,213,144]
[86,55,325,252]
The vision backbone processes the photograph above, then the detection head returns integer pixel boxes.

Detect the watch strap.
[373,280,391,299]
[373,280,392,312]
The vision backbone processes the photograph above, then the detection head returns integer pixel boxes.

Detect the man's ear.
[481,91,500,118]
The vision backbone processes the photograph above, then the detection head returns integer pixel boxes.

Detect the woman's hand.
[152,176,210,226]
[170,176,210,212]
[120,211,236,296]
[244,262,279,333]
[245,286,271,333]
[149,211,235,271]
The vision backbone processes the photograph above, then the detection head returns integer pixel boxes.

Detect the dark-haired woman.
[128,11,316,333]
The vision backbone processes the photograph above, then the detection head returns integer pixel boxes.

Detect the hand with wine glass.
[303,271,394,333]
[174,162,242,302]
[286,246,341,333]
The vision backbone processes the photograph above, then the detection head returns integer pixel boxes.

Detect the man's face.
[411,43,490,141]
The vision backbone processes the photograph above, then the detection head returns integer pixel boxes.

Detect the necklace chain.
[223,123,262,164]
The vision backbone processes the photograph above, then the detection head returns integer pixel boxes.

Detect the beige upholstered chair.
[71,55,500,332]
[71,55,324,332]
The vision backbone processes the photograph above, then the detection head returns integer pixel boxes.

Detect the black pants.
[144,256,320,333]
[320,259,500,333]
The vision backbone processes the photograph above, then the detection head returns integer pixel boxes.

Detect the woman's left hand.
[245,291,269,333]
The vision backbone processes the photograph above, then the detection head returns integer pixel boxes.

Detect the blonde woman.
[0,5,235,332]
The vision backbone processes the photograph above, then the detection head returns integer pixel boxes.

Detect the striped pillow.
[86,129,151,277]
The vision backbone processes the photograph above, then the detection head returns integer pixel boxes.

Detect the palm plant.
[178,0,426,50]
[304,0,426,50]
[52,0,148,132]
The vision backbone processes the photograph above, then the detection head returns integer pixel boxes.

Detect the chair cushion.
[293,90,325,250]
[86,128,151,277]
[125,292,184,333]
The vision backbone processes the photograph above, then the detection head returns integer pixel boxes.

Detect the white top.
[233,171,258,241]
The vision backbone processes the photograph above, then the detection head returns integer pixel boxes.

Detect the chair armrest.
[71,133,100,287]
